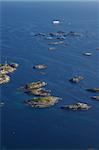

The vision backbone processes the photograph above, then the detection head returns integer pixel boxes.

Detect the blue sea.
[0,1,99,149]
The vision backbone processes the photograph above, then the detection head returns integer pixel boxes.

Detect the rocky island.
[61,102,91,110]
[25,96,60,108]
[26,88,51,96]
[0,63,18,74]
[24,81,47,90]
[0,102,5,108]
[69,76,84,83]
[19,81,51,96]
[67,31,81,37]
[0,63,18,85]
[48,47,56,51]
[33,64,47,70]
[0,74,10,84]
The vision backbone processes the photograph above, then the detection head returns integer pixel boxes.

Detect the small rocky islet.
[49,41,64,45]
[61,102,91,111]
[66,31,81,37]
[0,63,18,85]
[26,88,51,97]
[48,47,56,51]
[24,81,47,90]
[33,64,47,70]
[25,96,60,108]
[20,81,50,97]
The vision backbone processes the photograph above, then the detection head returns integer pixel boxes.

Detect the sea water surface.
[0,1,99,149]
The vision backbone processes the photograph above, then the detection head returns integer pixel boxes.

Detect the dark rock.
[87,88,99,92]
[67,31,81,37]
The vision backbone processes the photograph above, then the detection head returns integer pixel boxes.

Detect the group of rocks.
[33,30,99,56]
[20,80,89,110]
[0,62,19,108]
[64,74,99,110]
[31,29,99,110]
[33,30,82,52]
[34,31,82,39]
[21,81,50,96]
[19,81,61,108]
[1,28,99,110]
[17,63,98,110]
[64,75,99,110]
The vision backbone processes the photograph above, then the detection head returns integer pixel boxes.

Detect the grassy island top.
[30,96,55,102]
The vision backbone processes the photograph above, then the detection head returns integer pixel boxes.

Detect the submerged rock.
[33,64,47,70]
[25,96,60,108]
[48,47,56,51]
[96,48,99,50]
[49,41,64,45]
[83,52,92,56]
[61,102,91,110]
[46,36,53,40]
[56,36,66,40]
[91,96,99,100]
[34,33,46,37]
[49,33,55,37]
[38,72,46,75]
[52,20,60,25]
[69,76,84,83]
[0,102,5,108]
[67,31,81,37]
[57,31,65,35]
[87,88,99,92]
